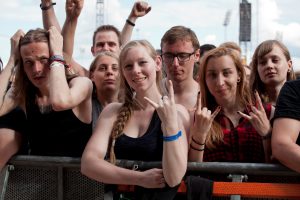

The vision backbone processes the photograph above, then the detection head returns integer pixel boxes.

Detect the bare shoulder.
[100,102,123,118]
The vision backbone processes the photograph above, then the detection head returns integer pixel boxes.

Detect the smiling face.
[257,44,292,87]
[20,42,50,89]
[121,45,161,94]
[205,55,240,105]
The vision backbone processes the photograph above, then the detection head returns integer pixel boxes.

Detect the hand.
[48,26,63,56]
[191,92,221,143]
[238,91,271,136]
[10,29,25,62]
[66,0,84,20]
[139,168,165,188]
[144,80,178,134]
[129,1,151,19]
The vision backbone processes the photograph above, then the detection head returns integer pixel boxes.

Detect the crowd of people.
[0,0,299,199]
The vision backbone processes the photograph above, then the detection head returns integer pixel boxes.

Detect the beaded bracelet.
[163,130,182,142]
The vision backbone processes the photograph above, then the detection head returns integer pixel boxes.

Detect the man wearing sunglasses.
[160,26,200,111]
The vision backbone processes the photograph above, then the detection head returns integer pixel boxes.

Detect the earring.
[237,78,241,83]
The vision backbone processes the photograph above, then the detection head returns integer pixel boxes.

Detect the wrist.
[40,2,56,11]
[262,129,272,140]
[126,19,135,27]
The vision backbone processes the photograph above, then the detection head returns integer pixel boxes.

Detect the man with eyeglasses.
[160,26,200,111]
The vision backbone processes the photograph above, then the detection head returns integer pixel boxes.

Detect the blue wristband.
[163,130,182,142]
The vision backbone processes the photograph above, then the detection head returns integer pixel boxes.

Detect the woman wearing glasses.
[189,47,273,163]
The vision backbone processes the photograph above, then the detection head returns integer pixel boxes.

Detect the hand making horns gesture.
[191,92,221,143]
[144,80,179,134]
[238,91,271,137]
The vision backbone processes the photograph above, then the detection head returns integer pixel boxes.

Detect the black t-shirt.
[273,79,300,145]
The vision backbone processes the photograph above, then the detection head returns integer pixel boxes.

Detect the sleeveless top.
[25,93,92,157]
[114,111,163,161]
[113,111,178,200]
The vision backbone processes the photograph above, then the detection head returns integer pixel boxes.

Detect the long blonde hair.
[108,40,162,163]
[199,47,252,149]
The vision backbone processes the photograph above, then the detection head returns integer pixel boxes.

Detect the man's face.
[161,40,199,83]
[91,31,120,56]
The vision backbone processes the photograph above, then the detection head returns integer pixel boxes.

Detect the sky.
[1,0,300,71]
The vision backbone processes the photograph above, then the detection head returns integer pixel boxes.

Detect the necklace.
[38,104,53,114]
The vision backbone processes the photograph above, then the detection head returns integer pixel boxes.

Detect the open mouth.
[132,77,147,83]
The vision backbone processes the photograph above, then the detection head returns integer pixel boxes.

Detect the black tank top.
[25,95,92,157]
[114,111,163,161]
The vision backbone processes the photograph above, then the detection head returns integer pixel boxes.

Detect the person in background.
[250,40,296,106]
[81,40,189,199]
[89,51,120,129]
[272,79,300,173]
[160,26,200,115]
[40,0,151,76]
[189,47,273,163]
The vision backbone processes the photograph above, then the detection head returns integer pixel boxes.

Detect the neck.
[172,78,199,94]
[265,83,284,105]
[97,89,118,107]
[219,98,243,115]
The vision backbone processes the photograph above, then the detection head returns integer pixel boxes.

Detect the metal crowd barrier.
[0,155,300,200]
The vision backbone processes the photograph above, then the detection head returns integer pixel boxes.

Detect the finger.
[251,106,259,114]
[146,6,151,13]
[211,106,221,119]
[167,80,175,103]
[196,91,201,110]
[237,111,251,120]
[254,90,264,111]
[144,97,158,108]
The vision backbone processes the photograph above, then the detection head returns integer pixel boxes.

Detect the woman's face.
[122,45,160,93]
[257,45,292,87]
[90,55,119,93]
[20,42,50,89]
[205,55,240,105]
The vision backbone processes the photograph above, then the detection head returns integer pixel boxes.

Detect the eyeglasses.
[161,51,195,63]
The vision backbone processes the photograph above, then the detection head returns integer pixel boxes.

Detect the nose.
[32,61,43,74]
[105,67,114,76]
[216,74,225,86]
[266,59,274,70]
[132,64,141,75]
[102,43,110,51]
[171,56,180,67]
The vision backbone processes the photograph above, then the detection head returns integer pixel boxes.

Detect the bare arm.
[48,26,92,114]
[41,0,61,32]
[0,129,22,171]
[272,118,300,173]
[0,30,24,116]
[121,1,151,45]
[61,0,88,77]
[81,103,165,188]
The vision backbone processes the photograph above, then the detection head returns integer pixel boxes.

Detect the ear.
[91,46,96,56]
[287,60,293,71]
[155,55,162,71]
[194,49,200,62]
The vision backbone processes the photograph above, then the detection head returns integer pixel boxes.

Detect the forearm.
[62,17,78,58]
[262,138,272,163]
[273,143,300,173]
[162,131,187,187]
[41,0,61,32]
[81,155,142,185]
[49,63,72,110]
[120,17,136,45]
[0,58,15,106]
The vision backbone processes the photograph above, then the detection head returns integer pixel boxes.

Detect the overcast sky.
[1,0,300,70]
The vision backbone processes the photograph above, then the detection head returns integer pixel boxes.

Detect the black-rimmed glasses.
[161,51,195,63]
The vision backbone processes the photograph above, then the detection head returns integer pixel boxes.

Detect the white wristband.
[50,61,64,69]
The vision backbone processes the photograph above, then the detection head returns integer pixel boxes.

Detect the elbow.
[80,156,93,178]
[51,97,72,111]
[165,175,184,188]
[271,139,284,161]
